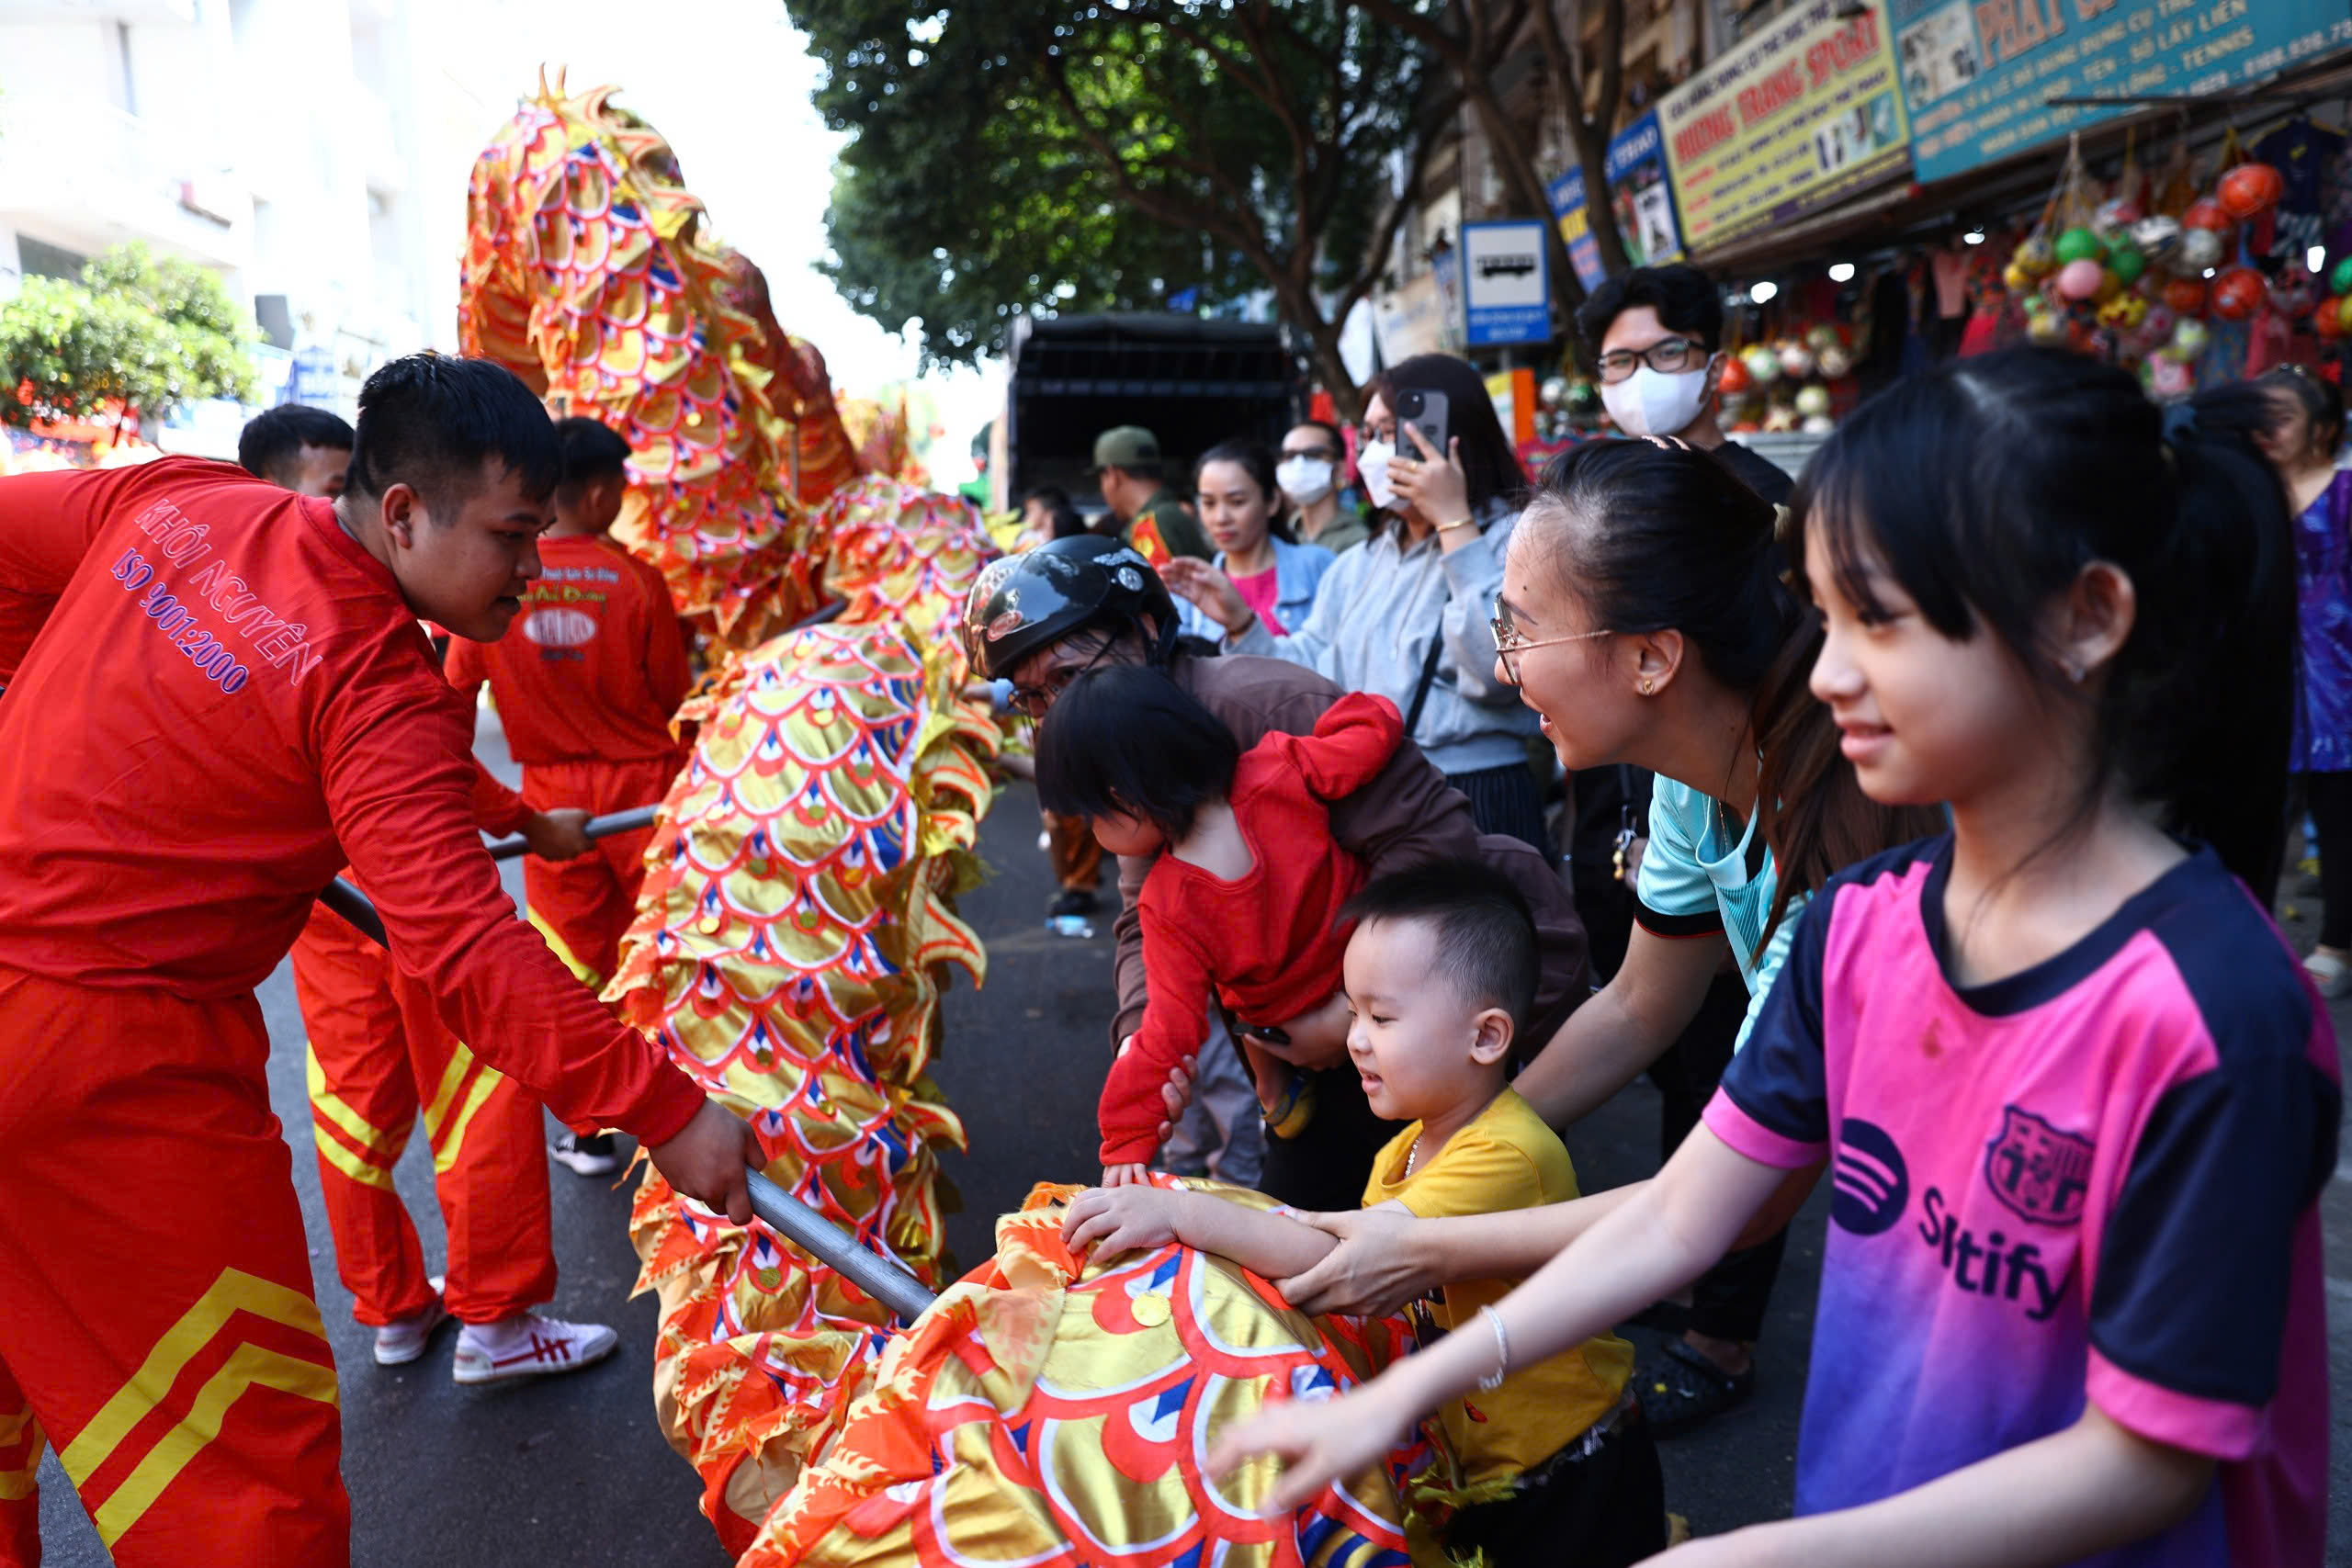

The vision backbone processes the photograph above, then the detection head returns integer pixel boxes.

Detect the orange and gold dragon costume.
[459,79,1420,1567]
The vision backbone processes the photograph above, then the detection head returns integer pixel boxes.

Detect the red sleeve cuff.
[624,1061,709,1147]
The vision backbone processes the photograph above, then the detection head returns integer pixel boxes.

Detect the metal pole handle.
[745,1170,936,1321]
[483,803,662,862]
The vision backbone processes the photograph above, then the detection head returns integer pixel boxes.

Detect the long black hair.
[1193,439,1296,544]
[1801,346,2297,893]
[1035,665,1240,842]
[1371,354,1525,518]
[1531,439,1941,944]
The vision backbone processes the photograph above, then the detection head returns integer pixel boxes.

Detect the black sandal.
[1634,1337,1756,1438]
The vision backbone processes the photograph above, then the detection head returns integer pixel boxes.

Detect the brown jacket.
[1111,653,1590,1047]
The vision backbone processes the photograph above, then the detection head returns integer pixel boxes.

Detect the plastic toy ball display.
[2319,299,2349,340]
[2177,228,2225,271]
[2053,226,2106,265]
[2056,258,2106,299]
[2107,243,2146,285]
[2333,256,2352,297]
[1740,344,1782,386]
[2217,163,2286,221]
[2210,266,2266,321]
[2167,318,2211,361]
[2162,276,2208,315]
[1815,345,1853,379]
[1716,355,1753,396]
[2181,197,2233,233]
[1777,342,1815,378]
[2012,235,2058,277]
[2094,197,2144,237]
[1794,384,1832,418]
[2142,304,2177,340]
[2129,215,2182,262]
[2026,310,2069,344]
[2097,293,2147,330]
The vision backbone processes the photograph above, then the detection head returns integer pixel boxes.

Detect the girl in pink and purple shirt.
[1210,348,2340,1568]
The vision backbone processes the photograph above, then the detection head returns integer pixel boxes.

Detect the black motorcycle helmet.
[963,536,1179,681]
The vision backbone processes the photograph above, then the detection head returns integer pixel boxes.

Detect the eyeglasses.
[1491,596,1611,684]
[1008,637,1114,718]
[1281,446,1340,461]
[1594,336,1703,384]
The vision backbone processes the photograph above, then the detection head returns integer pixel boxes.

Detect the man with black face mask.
[1575,264,1793,507]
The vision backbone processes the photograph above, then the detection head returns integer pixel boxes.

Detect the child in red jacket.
[1036,665,1401,1185]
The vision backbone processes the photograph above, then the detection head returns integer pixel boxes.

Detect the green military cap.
[1090,425,1162,472]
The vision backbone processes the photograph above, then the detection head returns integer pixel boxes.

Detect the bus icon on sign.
[1476,253,1538,278]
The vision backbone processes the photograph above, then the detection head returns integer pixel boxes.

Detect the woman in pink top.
[1179,441,1333,642]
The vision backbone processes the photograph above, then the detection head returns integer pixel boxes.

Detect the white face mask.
[1600,362,1713,438]
[1358,439,1397,510]
[1276,455,1336,505]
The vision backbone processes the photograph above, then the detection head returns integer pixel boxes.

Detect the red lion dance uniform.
[445,532,691,986]
[0,458,707,1567]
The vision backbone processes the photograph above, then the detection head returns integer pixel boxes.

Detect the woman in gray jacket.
[1163,355,1549,849]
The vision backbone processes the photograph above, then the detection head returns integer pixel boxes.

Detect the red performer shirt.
[1100,691,1404,1165]
[444,534,690,766]
[0,457,706,1145]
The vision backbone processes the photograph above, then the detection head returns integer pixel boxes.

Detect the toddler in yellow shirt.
[1065,861,1664,1567]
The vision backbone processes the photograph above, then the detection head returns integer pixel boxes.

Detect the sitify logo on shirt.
[1983,1105,2094,1227]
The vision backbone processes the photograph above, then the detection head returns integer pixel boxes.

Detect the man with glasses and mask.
[1275,422,1369,555]
[1574,265,1793,506]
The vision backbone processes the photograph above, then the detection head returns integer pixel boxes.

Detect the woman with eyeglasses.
[1264,439,1940,1422]
[1163,355,1552,852]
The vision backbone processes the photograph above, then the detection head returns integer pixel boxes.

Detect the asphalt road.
[29,714,2352,1562]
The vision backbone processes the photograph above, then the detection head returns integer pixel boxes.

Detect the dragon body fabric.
[461,79,1420,1568]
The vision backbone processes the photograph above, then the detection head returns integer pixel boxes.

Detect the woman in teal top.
[1275,437,1939,1425]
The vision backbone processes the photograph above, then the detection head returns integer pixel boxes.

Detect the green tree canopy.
[791,0,1456,410]
[0,242,255,430]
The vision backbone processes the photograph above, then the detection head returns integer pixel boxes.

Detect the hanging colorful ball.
[1801,413,1837,435]
[1805,323,1841,352]
[2004,261,2039,294]
[2332,256,2352,297]
[2162,276,2209,315]
[2177,228,2225,271]
[2012,235,2058,278]
[2026,310,2068,344]
[2056,258,2107,299]
[1794,384,1832,419]
[2217,163,2286,221]
[2210,266,2266,321]
[1740,344,1782,386]
[2168,318,2211,361]
[2098,293,2148,330]
[2053,226,2106,265]
[1777,342,1815,378]
[2094,197,2145,238]
[2182,197,2233,233]
[2142,304,2178,341]
[2107,243,2146,285]
[2129,215,2183,262]
[2318,299,2349,340]
[1717,355,1753,396]
[1816,345,1853,379]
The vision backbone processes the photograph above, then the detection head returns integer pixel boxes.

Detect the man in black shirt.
[1575,264,1795,506]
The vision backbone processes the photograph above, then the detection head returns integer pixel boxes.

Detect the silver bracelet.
[1476,1304,1510,1392]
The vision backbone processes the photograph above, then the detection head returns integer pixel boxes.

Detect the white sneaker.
[549,1130,621,1177]
[2306,949,2352,998]
[451,1314,619,1385]
[374,1276,452,1366]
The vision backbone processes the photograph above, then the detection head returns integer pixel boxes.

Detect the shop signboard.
[1459,220,1553,346]
[1372,269,1460,362]
[1546,112,1687,292]
[1657,0,1913,253]
[1895,0,2352,185]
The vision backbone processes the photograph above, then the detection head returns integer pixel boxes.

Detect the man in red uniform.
[446,417,694,1178]
[242,406,626,1378]
[0,355,759,1568]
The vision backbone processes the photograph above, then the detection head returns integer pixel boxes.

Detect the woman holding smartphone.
[1162,354,1546,849]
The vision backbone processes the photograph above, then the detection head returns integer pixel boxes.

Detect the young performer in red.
[0,355,758,1568]
[445,417,693,1176]
[241,407,622,1377]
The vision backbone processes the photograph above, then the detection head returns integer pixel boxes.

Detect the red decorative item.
[2318,299,2348,341]
[1717,356,1753,396]
[2162,277,2208,316]
[2181,197,2233,233]
[2211,266,2266,321]
[2217,163,2286,221]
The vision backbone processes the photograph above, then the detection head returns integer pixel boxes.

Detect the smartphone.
[1394,387,1450,459]
[1238,1022,1291,1046]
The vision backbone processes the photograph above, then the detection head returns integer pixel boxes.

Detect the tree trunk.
[1457,80,1588,332]
[1533,0,1633,279]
